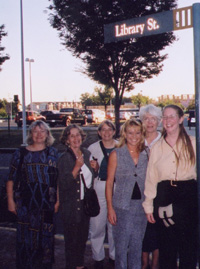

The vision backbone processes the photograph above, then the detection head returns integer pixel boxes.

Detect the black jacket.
[58,146,95,224]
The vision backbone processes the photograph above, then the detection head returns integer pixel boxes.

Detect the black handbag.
[153,180,197,228]
[80,173,100,217]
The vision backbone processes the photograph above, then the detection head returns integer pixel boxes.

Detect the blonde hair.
[26,120,55,146]
[117,119,145,152]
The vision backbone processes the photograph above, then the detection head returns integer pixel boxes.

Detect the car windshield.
[84,110,92,115]
[60,108,74,112]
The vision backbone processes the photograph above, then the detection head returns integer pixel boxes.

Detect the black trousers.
[63,203,90,269]
[155,180,198,269]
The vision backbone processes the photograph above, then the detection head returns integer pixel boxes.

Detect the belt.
[98,178,106,181]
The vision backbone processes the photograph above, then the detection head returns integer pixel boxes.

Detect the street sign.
[104,6,192,43]
[6,103,11,115]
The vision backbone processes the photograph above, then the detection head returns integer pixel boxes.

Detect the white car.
[83,109,105,123]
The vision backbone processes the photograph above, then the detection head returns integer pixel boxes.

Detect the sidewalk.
[0,226,113,269]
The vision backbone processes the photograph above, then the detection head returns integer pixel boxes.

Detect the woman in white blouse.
[143,104,197,269]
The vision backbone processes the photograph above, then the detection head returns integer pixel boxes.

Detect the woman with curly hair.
[58,124,98,269]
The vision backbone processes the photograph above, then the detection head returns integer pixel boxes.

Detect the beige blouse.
[143,136,196,214]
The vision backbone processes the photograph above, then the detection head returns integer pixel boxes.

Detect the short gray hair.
[26,120,55,146]
[139,104,162,122]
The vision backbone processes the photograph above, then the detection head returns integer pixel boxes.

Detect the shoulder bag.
[80,172,100,217]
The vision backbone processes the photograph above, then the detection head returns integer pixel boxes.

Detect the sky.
[0,0,199,105]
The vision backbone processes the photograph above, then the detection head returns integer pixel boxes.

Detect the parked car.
[188,110,195,129]
[45,110,71,127]
[119,110,132,120]
[106,111,115,120]
[15,111,46,127]
[46,108,87,127]
[82,109,105,123]
[40,110,59,117]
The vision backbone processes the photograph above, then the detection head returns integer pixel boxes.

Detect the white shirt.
[80,163,92,200]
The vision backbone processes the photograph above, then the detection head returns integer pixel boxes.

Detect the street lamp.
[25,58,34,111]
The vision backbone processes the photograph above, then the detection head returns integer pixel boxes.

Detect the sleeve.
[88,142,97,160]
[7,148,21,183]
[142,145,160,214]
[57,152,77,203]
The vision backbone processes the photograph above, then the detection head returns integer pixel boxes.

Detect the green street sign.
[104,6,192,43]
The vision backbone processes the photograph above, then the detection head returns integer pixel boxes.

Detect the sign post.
[6,103,11,136]
[193,3,200,250]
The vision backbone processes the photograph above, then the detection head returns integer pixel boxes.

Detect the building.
[158,94,194,108]
[26,101,83,112]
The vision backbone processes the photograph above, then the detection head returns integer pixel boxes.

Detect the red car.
[15,111,46,127]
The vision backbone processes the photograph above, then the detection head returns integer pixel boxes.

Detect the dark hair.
[60,124,86,145]
[26,120,55,146]
[162,104,195,166]
[98,120,116,139]
[118,118,145,152]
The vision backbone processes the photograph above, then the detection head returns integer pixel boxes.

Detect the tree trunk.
[114,91,121,138]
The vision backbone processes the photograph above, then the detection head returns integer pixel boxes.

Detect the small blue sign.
[104,10,173,43]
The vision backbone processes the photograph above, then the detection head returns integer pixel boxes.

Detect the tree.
[157,99,184,110]
[49,0,177,135]
[80,92,94,108]
[131,94,151,108]
[94,86,114,112]
[0,25,10,71]
[187,99,195,110]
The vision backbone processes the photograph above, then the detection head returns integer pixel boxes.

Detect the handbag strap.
[80,171,87,191]
[99,141,109,162]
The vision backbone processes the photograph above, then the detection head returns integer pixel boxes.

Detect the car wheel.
[66,118,71,126]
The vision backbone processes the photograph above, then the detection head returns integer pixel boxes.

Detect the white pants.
[89,179,115,261]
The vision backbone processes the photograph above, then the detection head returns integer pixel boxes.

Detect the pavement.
[0,225,113,269]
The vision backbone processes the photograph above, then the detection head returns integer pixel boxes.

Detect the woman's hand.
[72,154,84,178]
[54,200,59,213]
[6,181,16,215]
[146,213,156,223]
[75,154,84,170]
[90,159,99,172]
[108,207,117,226]
[8,198,17,215]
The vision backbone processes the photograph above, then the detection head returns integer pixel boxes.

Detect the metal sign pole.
[193,3,200,256]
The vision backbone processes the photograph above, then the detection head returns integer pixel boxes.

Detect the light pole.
[25,58,34,111]
[20,0,27,145]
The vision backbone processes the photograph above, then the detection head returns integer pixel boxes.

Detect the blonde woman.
[7,120,59,269]
[106,119,148,269]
